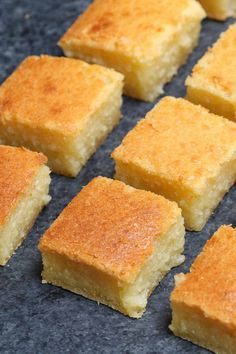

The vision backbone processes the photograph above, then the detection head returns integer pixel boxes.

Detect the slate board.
[0,1,235,353]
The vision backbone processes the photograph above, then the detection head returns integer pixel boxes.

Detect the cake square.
[0,55,123,176]
[38,176,185,318]
[112,97,236,231]
[0,145,50,265]
[197,0,236,20]
[170,225,236,354]
[186,24,236,121]
[58,0,205,102]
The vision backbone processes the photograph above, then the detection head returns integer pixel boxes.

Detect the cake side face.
[170,225,236,353]
[112,97,236,230]
[197,0,236,20]
[0,55,124,176]
[58,0,205,101]
[39,176,181,283]
[121,216,185,317]
[0,55,123,135]
[39,176,185,317]
[0,145,47,225]
[186,24,236,121]
[40,214,185,318]
[0,146,51,265]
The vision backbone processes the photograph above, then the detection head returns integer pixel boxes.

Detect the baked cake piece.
[58,0,205,102]
[0,145,50,266]
[112,97,236,231]
[38,176,185,318]
[0,55,123,176]
[197,0,236,20]
[186,24,236,121]
[170,225,236,354]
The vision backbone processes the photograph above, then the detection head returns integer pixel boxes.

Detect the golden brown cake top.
[186,24,236,98]
[39,176,181,283]
[171,225,236,329]
[0,145,47,226]
[59,0,205,60]
[112,97,236,192]
[0,55,123,135]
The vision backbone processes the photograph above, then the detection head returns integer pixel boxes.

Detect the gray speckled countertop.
[0,1,236,353]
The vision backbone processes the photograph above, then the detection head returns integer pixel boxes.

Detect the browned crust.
[59,0,205,59]
[39,176,181,283]
[112,97,236,192]
[0,145,47,225]
[171,225,236,330]
[186,24,236,97]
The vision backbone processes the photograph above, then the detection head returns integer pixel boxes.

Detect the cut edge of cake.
[58,1,205,101]
[39,210,185,318]
[0,164,51,265]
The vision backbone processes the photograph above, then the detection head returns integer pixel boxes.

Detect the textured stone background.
[0,1,235,353]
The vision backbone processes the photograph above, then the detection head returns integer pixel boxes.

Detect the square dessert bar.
[170,225,236,354]
[0,145,50,265]
[38,176,185,318]
[58,0,205,102]
[112,97,236,231]
[198,0,236,20]
[186,24,236,122]
[0,55,123,176]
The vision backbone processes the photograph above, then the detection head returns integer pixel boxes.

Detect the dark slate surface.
[0,1,235,353]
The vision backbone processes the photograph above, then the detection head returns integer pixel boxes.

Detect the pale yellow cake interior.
[60,0,205,101]
[0,80,122,177]
[41,216,185,318]
[170,299,236,354]
[170,259,236,354]
[186,84,236,121]
[114,152,236,231]
[198,0,236,20]
[186,24,236,122]
[0,165,51,265]
[170,226,236,354]
[63,18,202,102]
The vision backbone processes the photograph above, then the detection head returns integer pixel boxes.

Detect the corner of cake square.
[58,0,205,101]
[0,55,123,176]
[0,145,51,265]
[112,96,236,231]
[38,176,185,318]
[170,225,236,354]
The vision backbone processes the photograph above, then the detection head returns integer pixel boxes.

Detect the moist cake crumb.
[58,0,205,101]
[0,55,123,176]
[112,96,236,231]
[38,176,185,318]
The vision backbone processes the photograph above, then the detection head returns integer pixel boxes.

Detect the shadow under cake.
[38,176,185,318]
